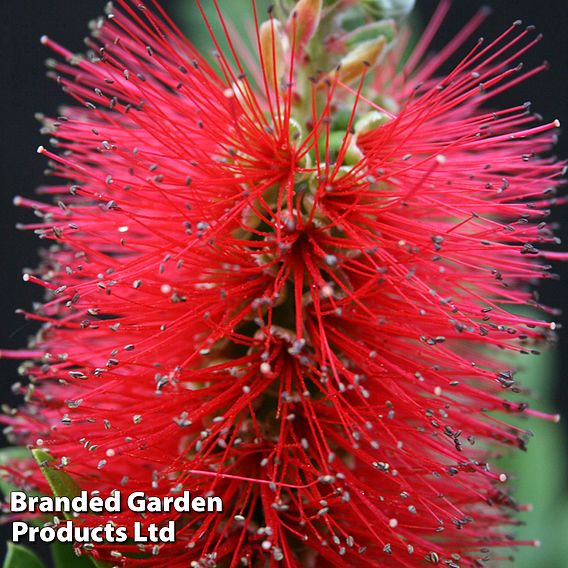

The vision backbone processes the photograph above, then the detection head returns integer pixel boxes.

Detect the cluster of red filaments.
[1,0,565,566]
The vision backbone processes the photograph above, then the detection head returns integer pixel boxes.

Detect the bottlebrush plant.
[1,0,565,566]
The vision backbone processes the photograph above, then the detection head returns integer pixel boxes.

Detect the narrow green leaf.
[2,543,46,568]
[31,449,81,516]
[32,450,109,568]
[51,542,94,568]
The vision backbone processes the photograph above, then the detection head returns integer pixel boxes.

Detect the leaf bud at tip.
[333,36,387,85]
[259,19,288,90]
[289,0,322,53]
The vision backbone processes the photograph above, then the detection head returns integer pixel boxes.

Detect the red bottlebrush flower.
[2,0,565,566]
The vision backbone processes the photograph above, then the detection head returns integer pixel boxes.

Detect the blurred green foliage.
[171,2,568,566]
[171,0,271,68]
[500,350,568,567]
[2,543,45,568]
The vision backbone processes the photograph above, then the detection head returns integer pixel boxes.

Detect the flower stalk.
[1,1,565,566]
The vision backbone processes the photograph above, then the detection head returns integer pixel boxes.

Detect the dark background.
[0,0,567,564]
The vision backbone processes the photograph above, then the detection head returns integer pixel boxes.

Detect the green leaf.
[2,543,46,568]
[51,542,94,568]
[31,449,81,517]
[32,450,109,568]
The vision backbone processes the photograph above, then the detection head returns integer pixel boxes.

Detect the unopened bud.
[224,79,249,105]
[334,36,387,85]
[224,80,260,121]
[345,141,364,165]
[259,19,288,90]
[289,0,322,53]
[288,116,303,143]
[355,110,391,135]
